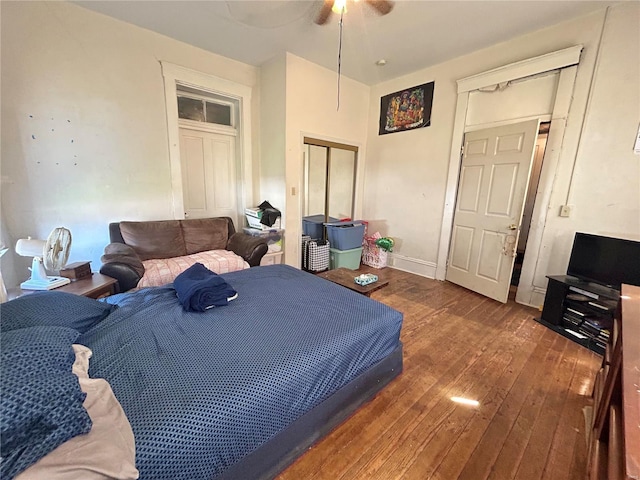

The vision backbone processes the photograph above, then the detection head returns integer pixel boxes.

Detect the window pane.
[206,101,231,126]
[178,97,204,121]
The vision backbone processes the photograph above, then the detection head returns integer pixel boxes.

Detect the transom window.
[177,89,233,127]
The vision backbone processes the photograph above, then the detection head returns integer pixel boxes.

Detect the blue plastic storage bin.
[324,221,366,250]
[302,215,338,240]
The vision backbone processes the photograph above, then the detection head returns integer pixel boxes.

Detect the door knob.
[507,224,518,230]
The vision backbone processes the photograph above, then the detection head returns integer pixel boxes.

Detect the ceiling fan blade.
[315,0,334,25]
[365,0,394,16]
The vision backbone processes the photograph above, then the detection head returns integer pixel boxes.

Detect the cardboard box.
[245,208,280,230]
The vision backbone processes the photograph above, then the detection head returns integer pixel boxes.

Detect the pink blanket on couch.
[137,250,249,288]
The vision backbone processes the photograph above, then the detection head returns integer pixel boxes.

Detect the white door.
[179,128,238,225]
[446,119,540,303]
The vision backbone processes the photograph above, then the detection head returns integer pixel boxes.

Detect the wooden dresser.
[587,284,640,479]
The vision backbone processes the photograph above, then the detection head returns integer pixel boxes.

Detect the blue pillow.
[1,326,92,479]
[0,291,115,334]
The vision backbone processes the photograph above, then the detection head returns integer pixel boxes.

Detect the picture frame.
[378,81,434,135]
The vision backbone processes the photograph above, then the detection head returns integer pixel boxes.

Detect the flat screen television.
[567,232,640,290]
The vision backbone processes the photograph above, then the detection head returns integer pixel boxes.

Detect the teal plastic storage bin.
[329,247,362,270]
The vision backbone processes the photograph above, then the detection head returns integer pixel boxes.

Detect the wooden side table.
[316,267,390,297]
[12,273,119,300]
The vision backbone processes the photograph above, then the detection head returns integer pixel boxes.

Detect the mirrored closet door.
[303,138,358,228]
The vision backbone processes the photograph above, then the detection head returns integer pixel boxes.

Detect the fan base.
[21,276,71,291]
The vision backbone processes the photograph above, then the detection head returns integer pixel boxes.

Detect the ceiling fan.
[315,0,394,25]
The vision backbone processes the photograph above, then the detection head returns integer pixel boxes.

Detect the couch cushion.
[181,218,229,255]
[119,221,187,261]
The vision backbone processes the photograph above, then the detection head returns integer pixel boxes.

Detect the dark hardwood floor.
[277,267,601,480]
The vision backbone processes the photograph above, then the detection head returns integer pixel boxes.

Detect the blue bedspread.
[79,265,402,480]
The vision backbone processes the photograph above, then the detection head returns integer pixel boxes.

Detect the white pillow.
[15,345,139,480]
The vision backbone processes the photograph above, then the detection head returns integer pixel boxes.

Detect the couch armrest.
[99,263,141,293]
[227,233,268,267]
[100,243,145,292]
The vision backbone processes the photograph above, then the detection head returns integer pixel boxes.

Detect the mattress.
[78,264,403,480]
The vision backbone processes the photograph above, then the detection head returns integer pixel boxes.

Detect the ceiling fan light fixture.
[332,0,347,14]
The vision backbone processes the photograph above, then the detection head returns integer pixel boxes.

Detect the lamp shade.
[15,238,46,258]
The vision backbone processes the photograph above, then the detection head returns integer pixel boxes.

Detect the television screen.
[567,233,640,290]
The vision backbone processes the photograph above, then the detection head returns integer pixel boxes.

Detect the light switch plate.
[559,205,573,217]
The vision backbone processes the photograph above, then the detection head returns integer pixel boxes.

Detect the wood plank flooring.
[277,267,601,480]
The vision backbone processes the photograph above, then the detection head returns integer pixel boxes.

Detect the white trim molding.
[457,45,583,93]
[464,114,553,132]
[160,61,253,219]
[515,65,579,307]
[437,47,583,286]
[389,253,437,279]
[435,91,469,280]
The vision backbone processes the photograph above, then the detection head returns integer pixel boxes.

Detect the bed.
[1,264,403,479]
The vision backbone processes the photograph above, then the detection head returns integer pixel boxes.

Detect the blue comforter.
[79,265,402,479]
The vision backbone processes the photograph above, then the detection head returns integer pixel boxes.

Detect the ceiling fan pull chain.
[336,9,344,111]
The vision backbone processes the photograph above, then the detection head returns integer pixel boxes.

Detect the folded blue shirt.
[173,263,238,312]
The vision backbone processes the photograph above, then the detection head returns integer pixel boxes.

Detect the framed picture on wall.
[378,81,434,135]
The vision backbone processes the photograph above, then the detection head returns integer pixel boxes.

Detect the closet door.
[304,144,328,217]
[303,138,358,227]
[328,148,356,220]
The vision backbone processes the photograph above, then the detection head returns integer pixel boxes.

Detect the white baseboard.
[387,253,438,279]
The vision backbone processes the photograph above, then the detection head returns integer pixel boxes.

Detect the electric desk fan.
[16,227,72,290]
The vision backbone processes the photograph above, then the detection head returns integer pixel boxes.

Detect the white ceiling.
[75,0,613,85]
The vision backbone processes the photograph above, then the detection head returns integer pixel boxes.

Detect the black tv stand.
[535,275,619,355]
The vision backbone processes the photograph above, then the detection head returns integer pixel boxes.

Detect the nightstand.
[12,273,119,300]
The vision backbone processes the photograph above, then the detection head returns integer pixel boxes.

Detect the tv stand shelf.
[536,275,619,355]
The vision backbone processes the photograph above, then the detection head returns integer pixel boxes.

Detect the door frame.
[161,61,253,220]
[436,46,583,305]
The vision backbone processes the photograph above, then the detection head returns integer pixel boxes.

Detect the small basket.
[362,236,388,269]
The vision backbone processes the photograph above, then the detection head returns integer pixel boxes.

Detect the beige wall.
[362,3,639,304]
[0,1,260,287]
[258,54,287,228]
[539,2,640,270]
[2,1,637,299]
[282,53,370,266]
[520,2,640,305]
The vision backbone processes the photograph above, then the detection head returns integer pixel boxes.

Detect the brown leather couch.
[100,217,268,292]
